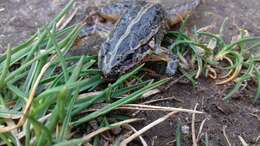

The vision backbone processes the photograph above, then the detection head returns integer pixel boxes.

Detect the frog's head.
[98,42,149,77]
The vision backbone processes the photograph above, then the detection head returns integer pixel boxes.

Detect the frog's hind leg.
[154,48,178,76]
[166,0,200,26]
[80,0,137,38]
[80,21,113,38]
[98,0,136,22]
[150,24,178,76]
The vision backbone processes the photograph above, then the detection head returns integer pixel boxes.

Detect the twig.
[78,88,160,101]
[223,125,231,146]
[123,124,148,146]
[120,111,178,146]
[164,75,186,90]
[142,89,160,99]
[82,118,142,142]
[192,103,198,146]
[78,91,102,100]
[82,104,204,114]
[142,96,183,105]
[197,24,215,32]
[126,104,204,114]
[238,136,248,146]
[196,118,207,142]
[58,7,79,30]
[131,96,183,116]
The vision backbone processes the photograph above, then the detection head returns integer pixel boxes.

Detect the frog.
[80,0,200,77]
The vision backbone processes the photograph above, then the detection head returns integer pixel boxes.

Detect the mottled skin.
[82,0,200,77]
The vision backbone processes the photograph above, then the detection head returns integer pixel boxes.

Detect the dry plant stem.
[192,103,198,146]
[78,89,160,101]
[83,104,203,115]
[78,91,102,100]
[124,124,148,146]
[197,24,215,32]
[238,136,248,146]
[196,118,207,143]
[82,118,142,142]
[0,57,54,133]
[0,5,75,133]
[217,64,242,85]
[58,7,79,30]
[120,111,178,146]
[142,96,182,104]
[219,56,234,79]
[0,8,4,12]
[217,55,241,85]
[223,125,231,146]
[56,14,66,29]
[142,89,160,99]
[164,75,186,90]
[126,104,204,114]
[208,66,217,79]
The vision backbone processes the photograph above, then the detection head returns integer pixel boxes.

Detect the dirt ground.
[0,0,260,146]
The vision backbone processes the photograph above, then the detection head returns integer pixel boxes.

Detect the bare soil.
[0,0,259,145]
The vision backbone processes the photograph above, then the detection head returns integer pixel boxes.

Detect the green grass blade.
[58,87,78,142]
[6,83,27,102]
[54,0,75,23]
[72,79,168,126]
[28,116,52,146]
[48,25,69,81]
[0,34,36,62]
[68,56,84,83]
[176,121,181,146]
[224,82,242,100]
[0,47,11,88]
[254,68,260,103]
[52,139,83,146]
[25,29,48,62]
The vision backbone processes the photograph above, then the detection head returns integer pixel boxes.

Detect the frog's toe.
[166,56,178,76]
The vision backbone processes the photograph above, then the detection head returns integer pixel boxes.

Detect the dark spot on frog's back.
[131,4,165,36]
[114,4,165,53]
[106,3,143,47]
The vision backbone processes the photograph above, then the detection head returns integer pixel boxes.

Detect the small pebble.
[181,125,190,134]
[0,8,5,12]
[111,127,122,135]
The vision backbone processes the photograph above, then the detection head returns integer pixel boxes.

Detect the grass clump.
[0,1,166,145]
[168,17,260,103]
[0,1,259,146]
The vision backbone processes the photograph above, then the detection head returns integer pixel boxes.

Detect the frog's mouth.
[117,53,140,74]
[102,46,151,77]
[117,47,152,74]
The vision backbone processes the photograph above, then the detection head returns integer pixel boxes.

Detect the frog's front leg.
[152,26,178,76]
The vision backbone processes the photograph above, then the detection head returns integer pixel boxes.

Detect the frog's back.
[101,2,165,64]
